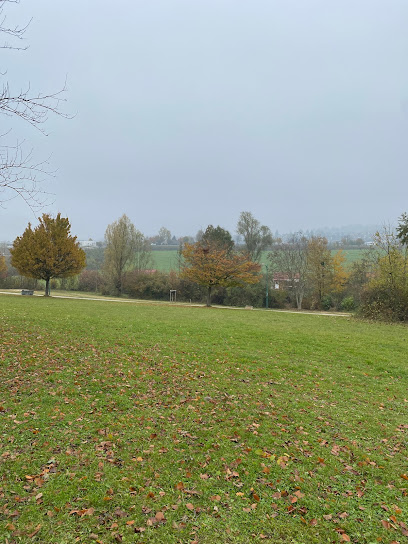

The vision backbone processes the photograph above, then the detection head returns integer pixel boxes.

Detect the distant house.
[79,240,97,248]
[273,273,299,290]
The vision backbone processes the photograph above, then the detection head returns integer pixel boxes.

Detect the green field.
[152,249,371,273]
[151,249,180,273]
[1,294,407,543]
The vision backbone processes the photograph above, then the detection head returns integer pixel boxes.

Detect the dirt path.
[0,290,350,317]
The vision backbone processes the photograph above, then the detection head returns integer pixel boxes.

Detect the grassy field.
[151,250,180,273]
[1,295,407,544]
[151,249,371,273]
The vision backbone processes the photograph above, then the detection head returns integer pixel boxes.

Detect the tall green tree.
[237,211,273,262]
[104,214,151,296]
[201,225,235,253]
[134,230,153,272]
[396,212,408,247]
[10,213,86,296]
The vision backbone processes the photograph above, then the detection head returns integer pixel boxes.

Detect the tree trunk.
[45,277,50,296]
[206,285,212,307]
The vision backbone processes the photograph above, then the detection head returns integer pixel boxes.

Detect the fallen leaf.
[28,524,42,538]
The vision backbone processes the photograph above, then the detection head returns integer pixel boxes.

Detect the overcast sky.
[1,0,407,241]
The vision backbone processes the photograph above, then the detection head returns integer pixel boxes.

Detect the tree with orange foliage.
[0,255,7,280]
[181,242,261,307]
[331,249,348,295]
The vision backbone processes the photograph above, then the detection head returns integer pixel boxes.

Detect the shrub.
[299,296,312,310]
[340,296,355,311]
[360,284,408,321]
[77,270,104,292]
[0,275,38,290]
[224,282,265,308]
[60,276,79,291]
[269,289,289,309]
[123,271,170,300]
[321,295,333,311]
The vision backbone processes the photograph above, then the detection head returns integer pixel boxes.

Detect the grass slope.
[0,295,407,544]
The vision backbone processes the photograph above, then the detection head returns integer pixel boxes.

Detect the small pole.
[265,264,269,309]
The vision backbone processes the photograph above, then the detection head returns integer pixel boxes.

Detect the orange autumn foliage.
[181,242,261,306]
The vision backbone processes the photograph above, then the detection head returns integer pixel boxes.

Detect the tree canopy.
[396,212,408,247]
[104,214,152,296]
[10,213,86,295]
[201,225,235,253]
[237,211,273,262]
[181,242,260,306]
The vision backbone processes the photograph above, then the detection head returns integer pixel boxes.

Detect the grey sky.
[1,0,407,241]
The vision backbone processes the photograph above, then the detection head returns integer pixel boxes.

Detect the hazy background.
[1,0,407,240]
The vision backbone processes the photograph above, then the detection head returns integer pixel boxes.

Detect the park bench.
[21,289,34,296]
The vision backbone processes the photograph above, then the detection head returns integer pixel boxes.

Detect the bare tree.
[157,227,171,245]
[269,233,309,309]
[0,0,69,209]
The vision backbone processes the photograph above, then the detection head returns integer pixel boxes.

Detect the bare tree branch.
[0,0,69,208]
[0,0,30,49]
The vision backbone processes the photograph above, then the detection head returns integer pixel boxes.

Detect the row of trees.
[5,211,408,320]
[4,211,273,300]
[101,212,272,300]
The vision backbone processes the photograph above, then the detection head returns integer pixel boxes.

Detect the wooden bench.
[21,289,34,296]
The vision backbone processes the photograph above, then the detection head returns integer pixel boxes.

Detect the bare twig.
[0,0,69,208]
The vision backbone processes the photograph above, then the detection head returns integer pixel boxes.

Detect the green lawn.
[1,294,407,543]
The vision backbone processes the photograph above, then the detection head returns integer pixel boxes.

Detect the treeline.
[2,212,408,321]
